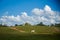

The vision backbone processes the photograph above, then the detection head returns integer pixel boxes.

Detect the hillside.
[12,26,60,34]
[0,26,60,40]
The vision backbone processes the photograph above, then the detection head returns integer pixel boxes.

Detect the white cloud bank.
[0,5,60,26]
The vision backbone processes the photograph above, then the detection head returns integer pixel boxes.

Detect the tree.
[15,24,18,26]
[24,23,31,26]
[0,24,8,27]
[51,24,54,27]
[0,24,2,27]
[55,23,60,27]
[19,24,23,26]
[36,22,45,26]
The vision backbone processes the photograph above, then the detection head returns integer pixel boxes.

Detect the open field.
[0,0,60,40]
[0,26,60,40]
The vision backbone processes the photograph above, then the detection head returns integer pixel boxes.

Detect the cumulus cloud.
[44,5,51,11]
[32,5,60,24]
[1,15,21,22]
[32,8,44,16]
[0,15,21,26]
[0,5,60,26]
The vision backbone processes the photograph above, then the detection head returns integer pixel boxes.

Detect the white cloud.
[32,5,56,16]
[55,16,60,23]
[0,5,60,26]
[50,19,56,24]
[21,12,28,17]
[41,16,48,22]
[2,15,21,22]
[32,8,44,16]
[32,5,60,24]
[44,5,51,11]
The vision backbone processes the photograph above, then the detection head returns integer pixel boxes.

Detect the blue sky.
[0,0,60,26]
[0,0,60,16]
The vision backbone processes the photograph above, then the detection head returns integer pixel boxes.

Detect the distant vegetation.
[36,22,46,26]
[0,22,60,27]
[14,22,60,27]
[0,24,8,27]
[55,23,60,27]
[0,22,60,40]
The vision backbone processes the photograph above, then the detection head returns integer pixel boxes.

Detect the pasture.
[0,26,60,40]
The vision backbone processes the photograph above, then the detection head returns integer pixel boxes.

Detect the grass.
[0,33,60,40]
[14,26,60,34]
[0,26,60,40]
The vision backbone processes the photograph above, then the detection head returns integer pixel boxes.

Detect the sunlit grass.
[0,26,60,40]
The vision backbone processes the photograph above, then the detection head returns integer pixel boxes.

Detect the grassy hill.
[0,26,60,40]
[13,26,60,34]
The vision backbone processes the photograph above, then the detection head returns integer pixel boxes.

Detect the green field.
[0,26,60,40]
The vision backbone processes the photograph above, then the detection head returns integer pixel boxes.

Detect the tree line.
[0,24,8,27]
[0,22,60,27]
[13,22,60,27]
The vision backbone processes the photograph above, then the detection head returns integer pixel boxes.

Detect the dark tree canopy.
[55,23,60,27]
[15,24,18,26]
[36,22,45,26]
[0,24,8,27]
[51,24,55,27]
[24,23,31,26]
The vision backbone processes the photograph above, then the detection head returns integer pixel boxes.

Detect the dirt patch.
[10,27,25,33]
[54,27,60,32]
